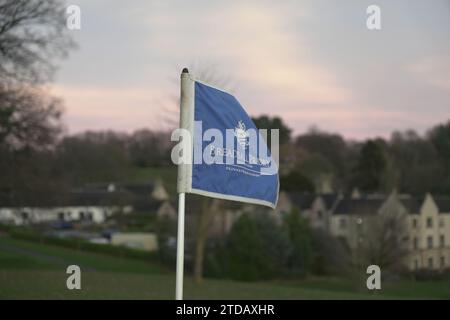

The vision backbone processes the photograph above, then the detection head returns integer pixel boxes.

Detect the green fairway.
[0,270,378,300]
[1,235,449,299]
[0,236,167,274]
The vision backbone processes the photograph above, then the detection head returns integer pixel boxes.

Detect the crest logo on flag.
[234,120,249,148]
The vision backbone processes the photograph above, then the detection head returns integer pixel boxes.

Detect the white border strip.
[191,187,276,209]
[177,72,194,193]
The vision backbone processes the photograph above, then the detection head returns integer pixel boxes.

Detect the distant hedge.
[0,224,158,262]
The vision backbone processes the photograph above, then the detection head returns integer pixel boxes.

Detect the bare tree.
[356,204,409,271]
[160,64,233,130]
[0,0,74,150]
[0,0,74,206]
[128,129,172,167]
[0,0,74,84]
[193,198,223,283]
[0,84,63,150]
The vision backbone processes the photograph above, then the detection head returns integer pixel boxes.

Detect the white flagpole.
[175,67,191,300]
[175,192,185,300]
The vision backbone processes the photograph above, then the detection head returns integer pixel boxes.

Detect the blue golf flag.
[177,71,279,208]
[174,69,279,300]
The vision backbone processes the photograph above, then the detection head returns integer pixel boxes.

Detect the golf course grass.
[1,235,449,299]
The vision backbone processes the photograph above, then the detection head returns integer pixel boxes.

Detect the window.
[441,256,446,268]
[356,218,363,231]
[412,218,417,228]
[413,237,418,250]
[414,259,419,270]
[317,211,322,220]
[428,257,434,269]
[440,235,445,247]
[439,219,445,228]
[426,217,433,228]
[339,218,346,229]
[427,236,433,249]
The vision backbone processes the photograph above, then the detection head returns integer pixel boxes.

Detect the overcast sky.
[52,0,450,140]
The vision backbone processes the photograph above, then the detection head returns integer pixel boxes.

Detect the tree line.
[276,120,450,196]
[2,114,450,206]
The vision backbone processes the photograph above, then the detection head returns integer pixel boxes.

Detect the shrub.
[283,208,313,277]
[218,213,291,281]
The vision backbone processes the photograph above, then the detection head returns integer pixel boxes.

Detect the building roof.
[319,193,340,209]
[287,193,316,210]
[398,196,423,215]
[76,183,156,196]
[0,189,70,208]
[0,182,162,209]
[434,196,450,213]
[122,183,155,196]
[68,190,133,207]
[333,197,385,215]
[132,196,165,212]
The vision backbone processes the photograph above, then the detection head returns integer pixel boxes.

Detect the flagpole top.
[182,67,189,74]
